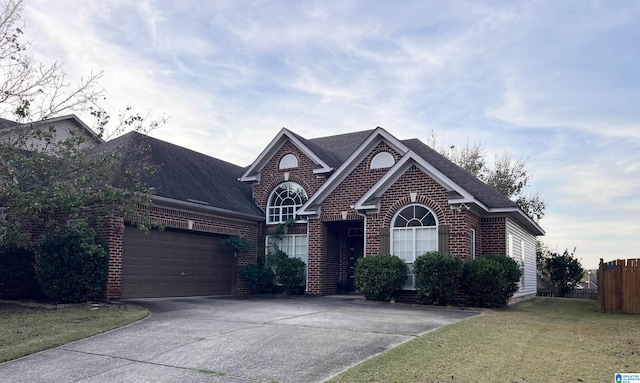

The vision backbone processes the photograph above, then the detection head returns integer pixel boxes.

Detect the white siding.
[506,217,537,297]
[2,119,98,153]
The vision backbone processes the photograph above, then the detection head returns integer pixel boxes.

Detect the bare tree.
[0,0,166,246]
[428,131,546,221]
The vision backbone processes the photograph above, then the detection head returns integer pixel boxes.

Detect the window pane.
[414,205,428,221]
[267,182,308,223]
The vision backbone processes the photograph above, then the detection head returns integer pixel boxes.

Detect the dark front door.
[347,233,364,291]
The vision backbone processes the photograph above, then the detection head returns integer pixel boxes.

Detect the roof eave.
[299,127,410,213]
[489,207,545,236]
[152,195,264,222]
[239,127,332,182]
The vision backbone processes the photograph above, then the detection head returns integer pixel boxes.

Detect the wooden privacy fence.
[599,258,640,314]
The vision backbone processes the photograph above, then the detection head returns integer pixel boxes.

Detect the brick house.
[238,127,544,300]
[3,115,544,300]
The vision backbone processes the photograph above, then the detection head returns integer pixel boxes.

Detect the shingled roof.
[308,129,374,166]
[99,132,263,218]
[401,138,518,209]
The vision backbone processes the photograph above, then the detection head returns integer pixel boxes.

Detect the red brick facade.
[246,136,516,296]
[102,131,521,299]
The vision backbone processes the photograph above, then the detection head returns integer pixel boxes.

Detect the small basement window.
[370,152,395,169]
[279,154,298,169]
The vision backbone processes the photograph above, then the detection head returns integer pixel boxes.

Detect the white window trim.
[520,240,526,288]
[470,228,476,260]
[370,151,395,169]
[266,234,309,286]
[390,204,439,289]
[266,182,308,224]
[279,154,299,169]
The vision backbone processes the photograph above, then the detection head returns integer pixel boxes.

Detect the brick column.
[307,218,327,295]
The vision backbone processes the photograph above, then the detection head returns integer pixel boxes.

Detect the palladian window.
[391,204,438,288]
[267,182,308,223]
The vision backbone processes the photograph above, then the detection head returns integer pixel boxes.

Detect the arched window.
[391,204,438,288]
[370,151,395,169]
[279,154,298,169]
[267,182,308,223]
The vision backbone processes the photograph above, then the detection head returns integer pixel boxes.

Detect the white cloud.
[14,0,640,268]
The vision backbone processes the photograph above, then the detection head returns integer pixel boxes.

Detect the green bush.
[34,222,109,303]
[354,254,408,302]
[0,244,41,300]
[463,255,521,308]
[484,254,522,299]
[238,255,276,293]
[414,252,463,305]
[267,250,306,295]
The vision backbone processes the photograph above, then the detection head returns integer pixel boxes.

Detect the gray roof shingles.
[99,132,263,217]
[99,129,516,219]
[401,138,518,209]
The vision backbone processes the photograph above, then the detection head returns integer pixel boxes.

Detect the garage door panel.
[121,227,235,298]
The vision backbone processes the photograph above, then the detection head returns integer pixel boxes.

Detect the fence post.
[598,258,604,313]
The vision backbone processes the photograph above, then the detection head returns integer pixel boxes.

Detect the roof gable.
[353,151,479,211]
[239,128,335,182]
[298,127,409,216]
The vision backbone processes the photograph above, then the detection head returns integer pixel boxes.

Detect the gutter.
[152,195,264,222]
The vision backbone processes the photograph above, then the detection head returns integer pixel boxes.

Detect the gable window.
[470,228,476,260]
[279,154,298,169]
[370,151,395,169]
[267,182,308,223]
[391,204,438,288]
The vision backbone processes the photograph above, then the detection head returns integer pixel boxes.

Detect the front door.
[346,231,364,291]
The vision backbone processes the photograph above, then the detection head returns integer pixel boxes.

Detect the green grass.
[0,302,148,363]
[329,298,640,383]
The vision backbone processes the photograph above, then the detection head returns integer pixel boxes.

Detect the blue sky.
[24,0,639,269]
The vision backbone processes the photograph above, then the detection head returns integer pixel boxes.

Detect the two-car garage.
[121,227,236,299]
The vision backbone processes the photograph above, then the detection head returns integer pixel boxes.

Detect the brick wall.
[321,141,401,221]
[307,217,328,294]
[252,140,326,212]
[367,164,474,257]
[481,216,507,255]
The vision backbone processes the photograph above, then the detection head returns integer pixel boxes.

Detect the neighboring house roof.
[0,114,104,144]
[98,132,263,219]
[0,118,19,131]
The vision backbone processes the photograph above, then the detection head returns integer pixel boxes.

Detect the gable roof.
[297,127,411,216]
[0,114,104,143]
[239,128,337,182]
[288,128,542,235]
[401,139,518,209]
[99,132,263,219]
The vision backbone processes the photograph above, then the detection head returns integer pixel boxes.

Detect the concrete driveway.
[0,295,478,383]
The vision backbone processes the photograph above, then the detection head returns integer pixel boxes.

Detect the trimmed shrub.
[0,244,41,300]
[354,254,408,302]
[463,255,521,308]
[238,257,276,294]
[267,250,306,295]
[414,251,463,305]
[34,222,108,303]
[484,254,522,300]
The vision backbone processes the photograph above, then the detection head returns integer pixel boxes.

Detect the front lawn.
[329,298,640,383]
[0,302,148,363]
